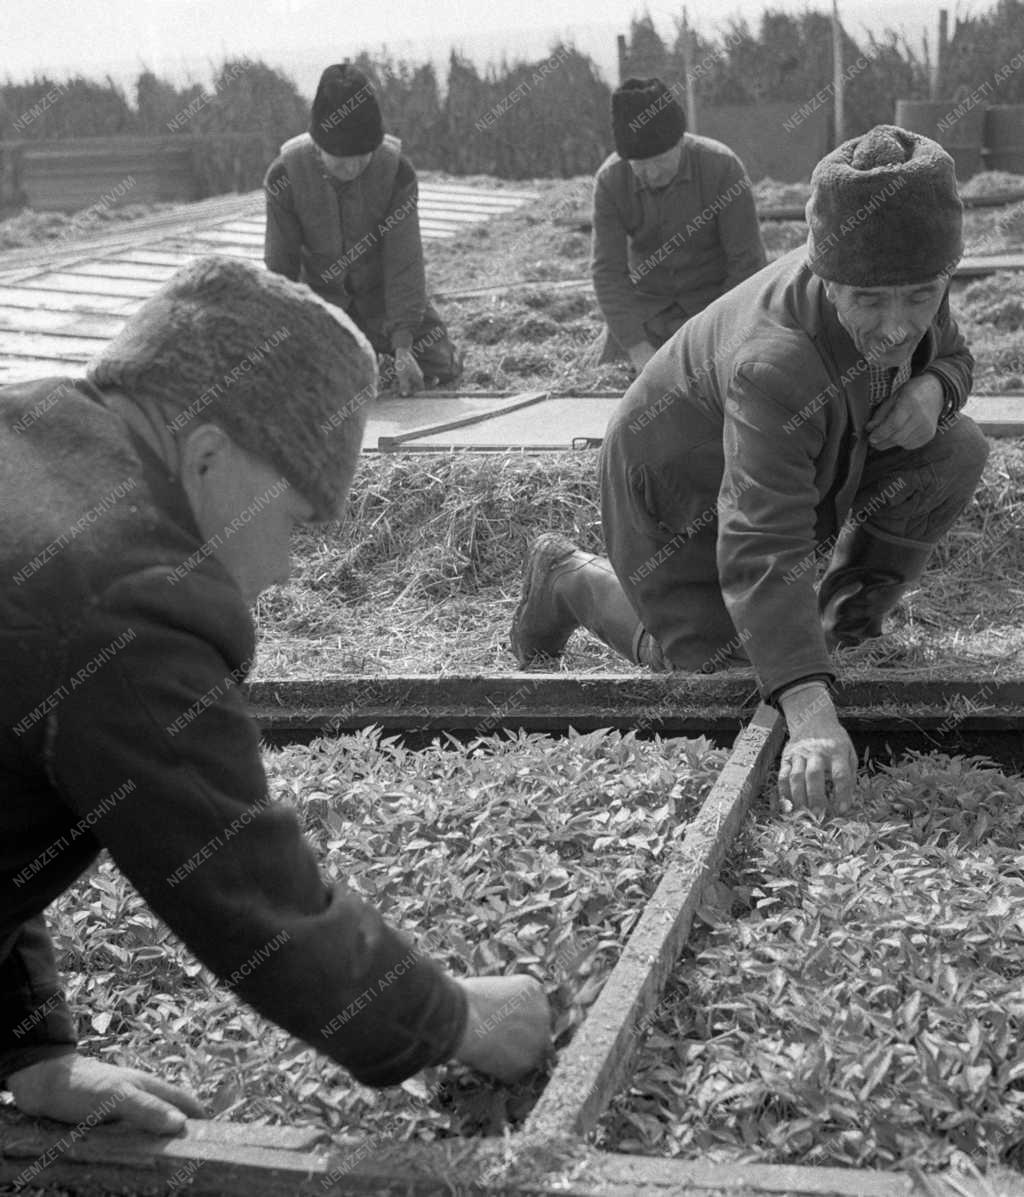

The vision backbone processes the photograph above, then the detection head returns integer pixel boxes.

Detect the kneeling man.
[515,126,987,815]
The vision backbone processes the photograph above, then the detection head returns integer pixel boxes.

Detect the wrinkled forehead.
[630,143,679,171]
[318,147,372,169]
[834,277,948,300]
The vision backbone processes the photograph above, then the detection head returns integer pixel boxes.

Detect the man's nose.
[877,307,911,347]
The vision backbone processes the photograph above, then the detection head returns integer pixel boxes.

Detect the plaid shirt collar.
[867,358,912,408]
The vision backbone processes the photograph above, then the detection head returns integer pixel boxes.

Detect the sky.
[3,0,950,97]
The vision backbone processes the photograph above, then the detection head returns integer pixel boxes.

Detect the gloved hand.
[777,682,857,816]
[627,340,657,374]
[395,347,424,397]
[7,1052,205,1134]
[453,975,550,1081]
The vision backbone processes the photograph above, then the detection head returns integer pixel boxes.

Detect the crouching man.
[264,63,462,396]
[590,76,766,373]
[514,126,988,815]
[1,256,547,1132]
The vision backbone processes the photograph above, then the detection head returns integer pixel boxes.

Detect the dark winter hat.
[611,76,685,160]
[806,124,963,286]
[310,63,383,156]
[87,255,377,521]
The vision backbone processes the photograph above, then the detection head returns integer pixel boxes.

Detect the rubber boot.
[818,524,935,649]
[511,533,644,666]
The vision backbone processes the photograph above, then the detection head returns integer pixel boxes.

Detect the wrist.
[392,333,415,354]
[452,982,485,1066]
[920,370,951,425]
[779,681,836,728]
[7,1051,76,1098]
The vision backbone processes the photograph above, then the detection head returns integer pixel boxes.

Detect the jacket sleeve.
[591,172,648,351]
[717,363,837,698]
[381,159,427,351]
[44,565,466,1087]
[263,161,303,283]
[921,290,974,419]
[715,155,767,291]
[0,917,77,1084]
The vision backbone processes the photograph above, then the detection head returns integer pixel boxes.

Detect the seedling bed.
[597,752,1024,1184]
[4,689,1024,1195]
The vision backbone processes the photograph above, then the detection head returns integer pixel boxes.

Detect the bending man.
[1,257,546,1132]
[590,76,766,373]
[265,63,461,396]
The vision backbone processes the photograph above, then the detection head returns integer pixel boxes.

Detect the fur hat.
[86,256,377,521]
[806,124,963,286]
[310,63,383,156]
[612,77,685,160]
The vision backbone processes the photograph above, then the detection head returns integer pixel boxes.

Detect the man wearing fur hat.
[0,257,546,1132]
[590,76,767,373]
[514,125,987,815]
[264,63,461,397]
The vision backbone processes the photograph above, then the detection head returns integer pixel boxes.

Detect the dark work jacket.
[0,378,465,1086]
[591,133,767,350]
[263,133,426,349]
[606,249,973,696]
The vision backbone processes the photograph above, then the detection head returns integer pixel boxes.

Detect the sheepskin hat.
[806,124,963,286]
[310,63,384,156]
[86,255,377,520]
[612,76,685,160]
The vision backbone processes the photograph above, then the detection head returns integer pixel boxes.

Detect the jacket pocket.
[630,438,724,539]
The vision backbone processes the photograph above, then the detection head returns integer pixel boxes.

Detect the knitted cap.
[806,124,963,286]
[612,77,685,160]
[310,63,383,156]
[86,256,377,521]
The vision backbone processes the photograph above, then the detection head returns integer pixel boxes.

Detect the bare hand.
[395,348,424,397]
[454,976,550,1082]
[777,685,857,815]
[7,1053,205,1134]
[627,340,657,374]
[866,372,945,451]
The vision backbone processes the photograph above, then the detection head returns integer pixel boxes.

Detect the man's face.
[825,278,948,366]
[317,146,373,182]
[629,142,682,190]
[181,430,319,606]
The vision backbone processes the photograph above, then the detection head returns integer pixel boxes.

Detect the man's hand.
[394,347,424,397]
[7,1053,205,1134]
[627,340,657,374]
[866,372,945,451]
[777,683,858,816]
[453,976,550,1082]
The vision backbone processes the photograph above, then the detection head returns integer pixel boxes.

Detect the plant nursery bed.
[19,729,728,1148]
[596,749,1024,1187]
[9,712,1023,1195]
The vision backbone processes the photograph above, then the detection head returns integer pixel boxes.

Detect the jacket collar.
[77,379,202,542]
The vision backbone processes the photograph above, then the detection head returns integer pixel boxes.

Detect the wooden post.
[935,9,948,101]
[680,8,698,134]
[617,34,628,84]
[832,0,845,146]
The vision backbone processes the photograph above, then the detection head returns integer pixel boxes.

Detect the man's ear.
[180,424,232,481]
